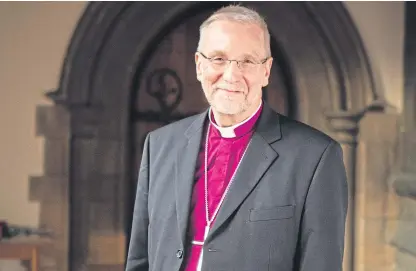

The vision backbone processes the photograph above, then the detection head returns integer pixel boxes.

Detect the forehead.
[200,20,266,58]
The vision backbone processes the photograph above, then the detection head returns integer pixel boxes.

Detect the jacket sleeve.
[126,133,151,271]
[296,140,348,271]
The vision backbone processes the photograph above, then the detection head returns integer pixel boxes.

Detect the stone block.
[39,202,67,239]
[94,140,123,175]
[88,175,120,202]
[89,201,118,232]
[43,139,69,175]
[72,138,97,181]
[71,107,101,138]
[88,233,126,265]
[356,114,400,222]
[29,176,68,203]
[356,218,397,267]
[36,105,69,138]
[359,113,399,143]
[97,115,123,140]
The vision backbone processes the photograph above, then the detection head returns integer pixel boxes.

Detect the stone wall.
[392,2,416,270]
[356,112,400,271]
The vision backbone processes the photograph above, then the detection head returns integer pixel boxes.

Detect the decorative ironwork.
[133,68,198,124]
[146,68,182,113]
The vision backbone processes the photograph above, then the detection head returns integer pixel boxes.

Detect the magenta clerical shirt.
[184,102,263,271]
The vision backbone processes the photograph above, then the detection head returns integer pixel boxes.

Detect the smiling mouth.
[217,88,240,93]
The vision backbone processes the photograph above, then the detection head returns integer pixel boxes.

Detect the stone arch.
[32,2,386,271]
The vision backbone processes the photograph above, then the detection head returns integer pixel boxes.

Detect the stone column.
[29,105,71,271]
[326,101,386,271]
[391,3,416,270]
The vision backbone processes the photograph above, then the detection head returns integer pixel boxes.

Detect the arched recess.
[31,2,385,271]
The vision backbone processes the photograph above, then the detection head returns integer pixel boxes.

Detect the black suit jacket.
[126,103,348,271]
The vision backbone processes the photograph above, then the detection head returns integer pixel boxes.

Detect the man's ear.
[195,53,202,82]
[262,57,273,87]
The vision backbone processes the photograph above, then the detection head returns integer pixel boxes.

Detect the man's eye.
[243,59,255,64]
[212,57,225,62]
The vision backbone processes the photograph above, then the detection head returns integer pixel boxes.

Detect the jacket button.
[176,249,184,259]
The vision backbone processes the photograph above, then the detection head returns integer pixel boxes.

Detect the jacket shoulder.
[278,114,338,148]
[147,112,205,140]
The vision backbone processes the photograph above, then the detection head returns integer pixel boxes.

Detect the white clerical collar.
[208,101,263,138]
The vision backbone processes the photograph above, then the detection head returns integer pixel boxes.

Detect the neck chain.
[203,123,251,239]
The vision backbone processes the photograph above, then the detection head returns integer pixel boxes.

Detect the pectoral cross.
[203,225,210,241]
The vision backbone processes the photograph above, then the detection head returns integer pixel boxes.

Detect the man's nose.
[222,61,242,82]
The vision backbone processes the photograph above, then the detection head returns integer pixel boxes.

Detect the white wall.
[0,2,86,270]
[0,0,86,226]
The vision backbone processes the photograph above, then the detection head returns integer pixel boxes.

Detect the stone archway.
[31,2,388,271]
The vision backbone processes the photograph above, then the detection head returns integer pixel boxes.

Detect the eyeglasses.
[197,51,269,72]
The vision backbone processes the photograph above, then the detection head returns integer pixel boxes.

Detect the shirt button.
[176,249,184,259]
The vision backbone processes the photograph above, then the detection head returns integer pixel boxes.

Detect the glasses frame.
[197,51,269,71]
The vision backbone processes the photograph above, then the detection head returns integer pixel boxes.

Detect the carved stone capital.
[325,99,387,144]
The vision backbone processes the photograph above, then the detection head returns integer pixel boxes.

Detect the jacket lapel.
[175,111,207,247]
[207,103,282,241]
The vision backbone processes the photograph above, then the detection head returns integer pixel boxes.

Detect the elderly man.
[126,4,348,271]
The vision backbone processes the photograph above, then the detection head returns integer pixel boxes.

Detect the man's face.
[195,20,273,116]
